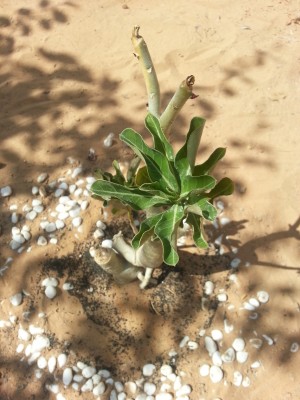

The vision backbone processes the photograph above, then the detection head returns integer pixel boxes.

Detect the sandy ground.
[0,1,300,399]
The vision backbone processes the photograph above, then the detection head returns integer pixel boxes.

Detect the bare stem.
[131,26,160,118]
[160,75,196,136]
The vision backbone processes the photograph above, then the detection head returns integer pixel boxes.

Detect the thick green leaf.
[186,198,217,221]
[91,180,170,210]
[186,213,208,249]
[135,166,151,186]
[112,160,126,185]
[145,114,174,160]
[132,212,164,249]
[194,148,226,176]
[154,204,184,266]
[175,117,206,180]
[207,177,234,200]
[181,175,216,198]
[120,128,179,193]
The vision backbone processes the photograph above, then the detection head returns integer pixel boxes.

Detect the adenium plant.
[89,27,234,288]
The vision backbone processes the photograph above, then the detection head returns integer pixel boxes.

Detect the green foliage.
[91,113,234,266]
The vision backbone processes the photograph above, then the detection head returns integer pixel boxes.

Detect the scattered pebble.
[262,334,274,346]
[57,353,67,368]
[211,329,223,341]
[232,338,246,352]
[63,367,73,386]
[160,365,173,377]
[290,342,299,353]
[37,236,47,246]
[204,281,214,295]
[37,173,48,183]
[205,336,217,356]
[233,371,243,387]
[209,366,223,383]
[179,336,190,348]
[230,258,241,269]
[199,364,210,377]
[103,132,115,147]
[144,382,156,396]
[257,291,269,304]
[143,364,156,377]
[1,185,12,197]
[10,293,23,306]
[45,286,57,299]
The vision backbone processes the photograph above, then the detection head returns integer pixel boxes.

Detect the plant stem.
[160,75,195,136]
[131,26,160,118]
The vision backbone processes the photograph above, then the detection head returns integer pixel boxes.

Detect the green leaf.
[132,212,164,249]
[120,128,179,193]
[181,175,216,198]
[194,148,226,176]
[145,114,174,160]
[135,166,151,186]
[175,117,206,180]
[154,204,184,266]
[207,177,234,200]
[186,198,217,221]
[91,180,170,210]
[112,160,126,185]
[186,213,208,249]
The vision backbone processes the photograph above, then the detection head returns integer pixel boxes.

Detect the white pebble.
[45,222,57,233]
[72,382,80,391]
[243,301,256,311]
[26,210,37,221]
[18,327,31,341]
[118,393,126,400]
[98,369,111,378]
[221,347,235,363]
[29,325,44,335]
[73,374,84,382]
[224,318,234,333]
[236,351,248,363]
[94,229,104,239]
[93,382,106,396]
[12,233,25,244]
[290,342,299,353]
[37,173,48,183]
[54,188,65,197]
[31,335,50,352]
[81,200,89,210]
[217,293,228,302]
[103,132,114,147]
[69,184,77,194]
[82,366,96,378]
[115,381,124,392]
[1,185,12,197]
[262,334,274,345]
[204,336,217,356]
[230,258,241,268]
[199,364,210,377]
[37,356,48,369]
[179,336,189,348]
[57,393,66,400]
[248,298,260,308]
[55,219,65,230]
[16,343,25,353]
[72,217,82,228]
[81,378,93,392]
[21,230,31,241]
[57,353,67,368]
[50,237,58,245]
[63,367,73,386]
[92,374,101,385]
[242,376,251,387]
[74,188,83,197]
[10,293,23,306]
[155,394,173,400]
[11,212,19,224]
[160,365,172,377]
[46,383,59,394]
[209,366,223,383]
[58,181,68,190]
[63,282,74,291]
[232,338,245,352]
[37,236,47,246]
[25,344,32,356]
[176,384,192,397]
[233,371,243,387]
[32,198,42,206]
[96,220,107,230]
[173,376,182,391]
[143,364,156,376]
[102,239,113,248]
[211,329,223,341]
[9,240,21,250]
[32,186,39,195]
[204,281,214,295]
[250,361,261,368]
[42,277,58,287]
[33,205,44,213]
[220,217,230,225]
[48,356,57,373]
[72,166,83,179]
[212,351,223,367]
[187,340,198,350]
[45,286,57,299]
[141,382,155,396]
[257,291,269,303]
[249,338,263,349]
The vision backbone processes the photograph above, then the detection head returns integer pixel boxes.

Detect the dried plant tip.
[190,93,199,99]
[186,75,195,87]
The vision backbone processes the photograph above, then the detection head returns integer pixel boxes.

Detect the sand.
[0,1,300,399]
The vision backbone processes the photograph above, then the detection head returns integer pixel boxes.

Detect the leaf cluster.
[91,114,233,266]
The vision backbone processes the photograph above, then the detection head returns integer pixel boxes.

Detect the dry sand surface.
[0,1,300,399]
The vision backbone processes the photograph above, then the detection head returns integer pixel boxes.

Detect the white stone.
[37,356,48,369]
[18,327,31,341]
[63,282,74,290]
[23,204,32,213]
[249,338,263,349]
[143,364,156,377]
[179,336,189,348]
[42,277,58,287]
[224,318,234,334]
[257,291,269,303]
[117,393,126,400]
[72,166,83,179]
[102,239,113,248]
[93,229,104,239]
[262,334,274,345]
[25,344,32,356]
[54,188,65,197]
[173,376,182,391]
[96,220,107,230]
[57,393,66,400]
[248,298,260,308]
[236,351,248,363]
[115,381,124,392]
[48,356,56,373]
[33,205,44,213]
[204,281,214,295]
[55,219,65,230]
[222,347,236,363]
[16,343,25,353]
[125,381,137,395]
[92,374,101,385]
[155,394,173,400]
[98,369,111,378]
[230,258,241,268]
[176,384,192,396]
[37,236,47,246]
[49,237,58,245]
[217,293,228,302]
[73,374,84,382]
[209,366,223,383]
[86,176,96,184]
[82,366,96,378]
[199,364,210,377]
[81,200,89,210]
[103,132,114,147]
[72,217,82,228]
[233,371,243,387]
[211,329,223,341]
[21,230,31,241]
[29,325,44,335]
[243,301,256,311]
[93,382,106,396]
[10,293,23,306]
[187,340,198,350]
[9,240,21,250]
[242,376,251,387]
[1,185,12,197]
[74,188,83,197]
[58,182,68,190]
[46,383,60,394]
[45,286,57,299]
[250,361,261,368]
[204,336,217,356]
[37,173,48,183]
[57,353,67,368]
[72,382,80,391]
[81,378,93,392]
[143,382,156,396]
[106,377,114,385]
[212,351,223,367]
[63,367,73,386]
[31,335,50,352]
[26,210,37,221]
[32,186,39,195]
[45,222,56,233]
[290,342,299,353]
[232,338,245,352]
[69,184,77,194]
[11,212,19,224]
